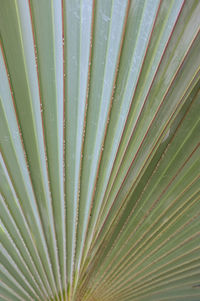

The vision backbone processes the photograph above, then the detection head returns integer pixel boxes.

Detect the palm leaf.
[0,0,200,300]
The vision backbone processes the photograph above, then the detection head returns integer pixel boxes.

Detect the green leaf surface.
[0,1,200,301]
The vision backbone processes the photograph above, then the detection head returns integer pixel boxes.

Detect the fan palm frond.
[0,1,200,300]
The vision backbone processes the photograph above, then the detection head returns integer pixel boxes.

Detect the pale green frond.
[0,1,200,301]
